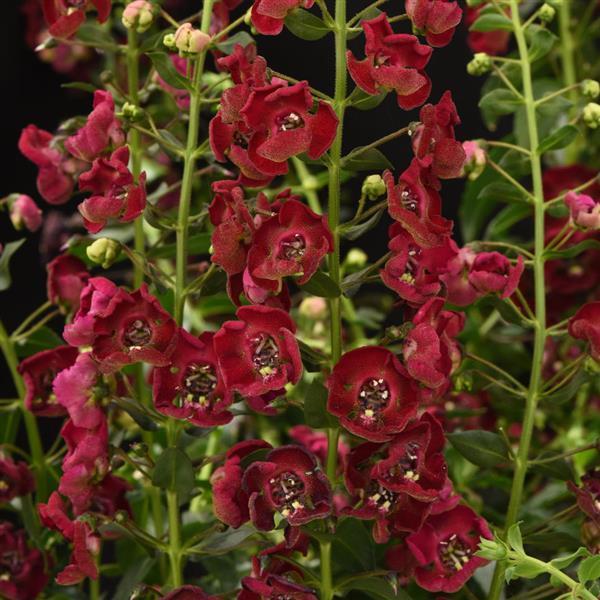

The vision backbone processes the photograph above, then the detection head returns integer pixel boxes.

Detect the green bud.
[346,248,368,269]
[121,102,144,121]
[115,510,129,524]
[582,79,600,100]
[476,538,509,561]
[583,102,600,129]
[361,174,386,200]
[173,23,211,55]
[453,371,474,393]
[87,238,121,269]
[467,53,492,76]
[130,442,149,457]
[584,355,600,375]
[163,33,176,49]
[538,3,555,23]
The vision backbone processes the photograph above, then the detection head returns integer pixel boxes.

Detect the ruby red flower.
[43,0,112,38]
[568,468,600,526]
[347,13,432,110]
[18,124,76,204]
[217,43,269,87]
[0,457,35,503]
[381,223,457,305]
[543,165,600,200]
[384,161,452,249]
[163,586,213,600]
[406,505,492,593]
[65,90,124,162]
[47,254,89,313]
[568,301,600,362]
[18,345,78,416]
[247,199,333,292]
[0,522,49,600]
[327,345,420,442]
[412,91,466,179]
[251,0,314,35]
[406,0,462,47]
[565,191,600,230]
[213,305,302,411]
[78,146,146,234]
[212,440,272,528]
[242,445,332,530]
[153,329,235,427]
[466,5,510,56]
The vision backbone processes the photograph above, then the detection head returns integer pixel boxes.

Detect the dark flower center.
[233,130,249,149]
[387,442,421,482]
[67,0,87,7]
[269,471,306,517]
[123,319,152,348]
[400,188,419,213]
[367,483,397,513]
[374,52,391,68]
[438,533,472,572]
[401,246,422,284]
[180,363,218,406]
[277,112,305,131]
[0,478,10,493]
[37,369,58,403]
[358,378,390,418]
[251,333,281,378]
[278,233,306,261]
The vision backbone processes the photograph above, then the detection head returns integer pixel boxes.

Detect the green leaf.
[341,265,375,297]
[544,239,600,260]
[304,379,335,428]
[76,23,116,46]
[479,89,522,126]
[530,455,575,481]
[508,561,545,580]
[485,203,532,240]
[337,576,411,599]
[148,233,211,258]
[578,554,600,584]
[61,81,97,93]
[195,524,256,554]
[347,87,388,111]
[334,518,377,571]
[300,270,341,298]
[507,523,524,553]
[526,25,558,62]
[341,209,384,241]
[447,430,510,468]
[0,239,26,291]
[14,326,63,358]
[151,447,195,496]
[284,8,330,40]
[342,148,393,172]
[214,31,255,55]
[537,125,579,155]
[541,371,588,405]
[298,340,327,372]
[478,181,527,205]
[470,13,513,32]
[480,295,529,327]
[147,51,192,90]
[113,557,156,600]
[157,129,185,152]
[114,398,159,431]
[550,546,590,571]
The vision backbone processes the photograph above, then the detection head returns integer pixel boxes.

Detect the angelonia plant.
[1,0,600,598]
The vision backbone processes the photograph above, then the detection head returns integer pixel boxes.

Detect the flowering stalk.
[488,2,548,597]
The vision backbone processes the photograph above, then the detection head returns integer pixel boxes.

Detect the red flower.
[466,5,510,56]
[406,505,492,593]
[569,302,600,362]
[154,55,190,109]
[217,43,269,87]
[42,0,112,38]
[153,329,235,427]
[0,522,49,600]
[568,468,600,526]
[212,440,272,528]
[0,457,35,503]
[18,124,76,204]
[213,305,302,411]
[163,586,213,600]
[78,146,146,234]
[565,191,600,230]
[242,445,332,530]
[412,91,466,179]
[543,165,600,200]
[381,223,457,305]
[384,161,452,249]
[327,346,420,442]
[65,90,124,162]
[90,284,177,373]
[18,345,78,416]
[241,82,338,176]
[347,13,432,110]
[9,194,42,232]
[47,254,89,313]
[406,0,462,47]
[247,199,333,291]
[251,0,314,35]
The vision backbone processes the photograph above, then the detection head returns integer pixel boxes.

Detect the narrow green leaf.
[447,430,510,468]
[151,447,195,496]
[537,125,579,155]
[114,398,159,432]
[147,51,192,90]
[470,13,513,32]
[529,455,575,481]
[578,554,600,584]
[341,209,384,241]
[61,82,97,93]
[304,379,335,428]
[507,523,524,553]
[485,203,532,240]
[196,524,256,554]
[544,239,600,260]
[214,31,255,54]
[479,89,522,122]
[14,326,63,358]
[526,25,558,62]
[347,87,388,111]
[478,181,527,204]
[337,576,411,600]
[550,547,590,571]
[300,270,341,298]
[113,557,156,600]
[0,239,26,292]
[285,8,330,40]
[342,147,393,172]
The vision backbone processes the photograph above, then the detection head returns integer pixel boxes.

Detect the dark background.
[0,1,488,395]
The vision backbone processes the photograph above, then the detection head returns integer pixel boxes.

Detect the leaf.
[470,12,513,32]
[485,203,532,240]
[342,148,393,172]
[284,8,330,40]
[526,25,558,62]
[14,326,63,358]
[578,555,600,584]
[215,31,255,55]
[530,455,574,481]
[114,398,159,431]
[298,340,326,372]
[304,379,335,428]
[333,518,377,571]
[61,81,97,93]
[478,181,527,205]
[347,87,388,111]
[537,125,579,155]
[147,51,191,90]
[550,547,590,571]
[338,576,411,600]
[76,23,115,46]
[148,233,211,258]
[341,209,384,241]
[157,129,185,152]
[507,523,524,553]
[541,371,588,405]
[508,561,545,580]
[196,524,256,554]
[544,239,600,260]
[480,295,529,327]
[479,89,522,125]
[299,270,341,298]
[113,557,155,600]
[0,239,26,291]
[341,265,375,297]
[447,430,510,468]
[151,447,195,497]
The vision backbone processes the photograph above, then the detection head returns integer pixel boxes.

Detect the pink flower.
[163,586,214,600]
[406,0,462,47]
[347,13,432,110]
[251,0,315,35]
[9,195,42,232]
[42,0,112,38]
[47,254,89,313]
[568,301,600,362]
[565,191,600,230]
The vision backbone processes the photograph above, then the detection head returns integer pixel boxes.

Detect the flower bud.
[299,297,327,319]
[583,103,600,129]
[582,79,600,100]
[86,238,121,269]
[8,194,42,232]
[461,140,487,180]
[173,23,211,55]
[122,0,155,33]
[361,174,386,200]
[346,248,368,269]
[538,3,555,23]
[476,538,508,561]
[163,32,176,49]
[120,102,144,121]
[467,53,492,76]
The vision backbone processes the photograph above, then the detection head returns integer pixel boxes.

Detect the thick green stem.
[488,3,547,598]
[559,0,579,164]
[166,488,183,588]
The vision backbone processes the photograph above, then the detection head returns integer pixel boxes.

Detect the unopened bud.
[122,0,156,33]
[461,140,487,180]
[86,238,121,269]
[538,3,555,23]
[582,79,600,100]
[467,53,492,76]
[120,102,144,121]
[299,297,328,320]
[173,23,211,55]
[583,102,600,129]
[8,194,42,232]
[361,174,386,200]
[584,355,600,374]
[130,442,149,457]
[346,248,368,269]
[115,510,129,524]
[163,32,176,49]
[476,538,509,561]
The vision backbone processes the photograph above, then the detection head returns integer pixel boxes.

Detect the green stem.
[90,573,100,600]
[11,301,51,337]
[166,489,183,587]
[292,156,322,214]
[341,127,409,165]
[0,321,46,500]
[488,3,547,598]
[320,541,333,600]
